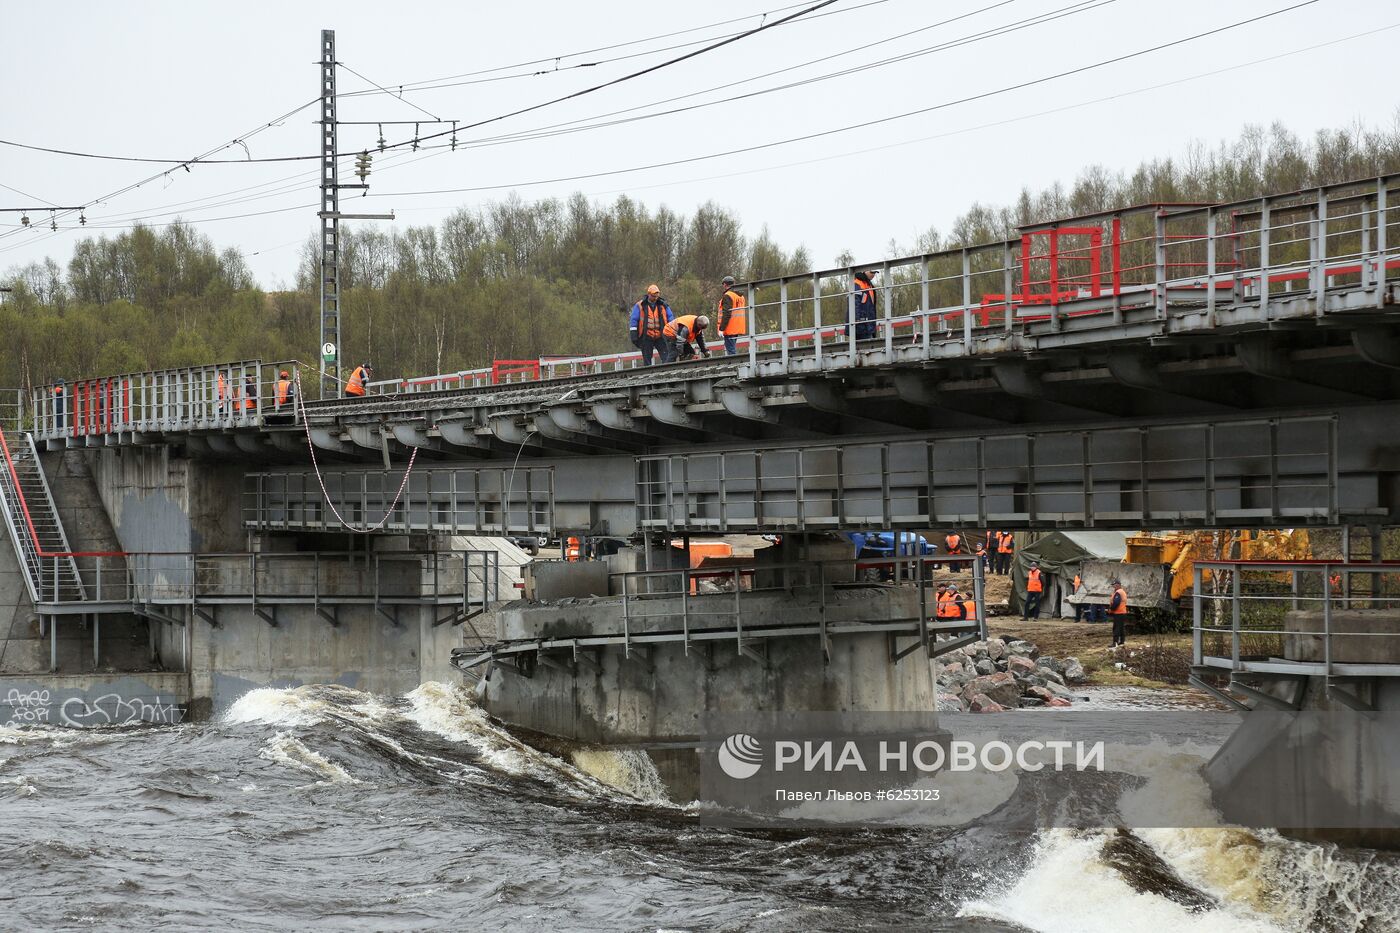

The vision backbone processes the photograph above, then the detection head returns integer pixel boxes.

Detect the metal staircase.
[0,431,85,605]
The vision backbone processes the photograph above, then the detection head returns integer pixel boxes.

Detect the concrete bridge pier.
[473,544,952,800]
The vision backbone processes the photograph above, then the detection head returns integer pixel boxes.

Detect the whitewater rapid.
[1,681,1395,932]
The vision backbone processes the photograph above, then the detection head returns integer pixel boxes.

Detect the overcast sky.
[2,0,1395,288]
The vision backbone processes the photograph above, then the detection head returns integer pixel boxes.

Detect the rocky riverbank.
[936,637,1088,712]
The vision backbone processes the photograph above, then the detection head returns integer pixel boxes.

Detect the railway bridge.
[2,175,1400,741]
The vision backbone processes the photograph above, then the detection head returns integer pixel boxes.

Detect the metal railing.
[244,465,556,535]
[0,427,88,603]
[456,554,987,670]
[1191,560,1400,680]
[22,549,500,617]
[366,173,1400,393]
[636,414,1339,534]
[28,359,301,442]
[0,388,24,433]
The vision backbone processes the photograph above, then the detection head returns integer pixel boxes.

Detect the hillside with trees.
[3,119,1400,390]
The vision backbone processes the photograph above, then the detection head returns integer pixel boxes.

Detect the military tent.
[1008,531,1131,618]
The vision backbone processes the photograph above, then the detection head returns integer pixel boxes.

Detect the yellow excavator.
[1125,530,1313,600]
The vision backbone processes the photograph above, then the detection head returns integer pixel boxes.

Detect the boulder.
[941,661,965,676]
[1040,669,1066,686]
[1046,697,1073,707]
[937,692,967,712]
[1036,656,1066,675]
[1063,657,1087,683]
[1044,680,1074,700]
[961,671,1021,709]
[975,658,998,676]
[1023,685,1056,703]
[1007,655,1039,678]
[985,640,1006,662]
[1020,696,1046,708]
[1005,639,1040,659]
[968,693,1007,713]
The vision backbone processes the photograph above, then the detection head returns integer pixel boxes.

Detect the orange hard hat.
[646,284,660,296]
[280,370,290,378]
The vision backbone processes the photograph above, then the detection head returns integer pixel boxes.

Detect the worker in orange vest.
[936,584,965,620]
[1108,579,1130,646]
[242,374,257,412]
[994,531,1015,576]
[1022,562,1044,620]
[960,591,977,624]
[216,370,229,415]
[717,275,747,357]
[275,370,294,410]
[973,542,989,575]
[1071,571,1084,622]
[663,314,711,361]
[630,285,674,366]
[345,362,372,397]
[565,536,582,561]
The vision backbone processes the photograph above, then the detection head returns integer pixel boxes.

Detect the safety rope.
[293,369,418,534]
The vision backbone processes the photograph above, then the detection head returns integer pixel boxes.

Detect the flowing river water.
[2,682,1398,932]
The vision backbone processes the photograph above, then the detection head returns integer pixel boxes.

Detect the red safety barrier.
[492,360,542,384]
[0,423,126,559]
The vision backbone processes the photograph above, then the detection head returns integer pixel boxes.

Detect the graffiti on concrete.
[58,694,182,727]
[3,689,52,726]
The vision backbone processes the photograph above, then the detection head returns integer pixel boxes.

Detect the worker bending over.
[664,314,711,360]
[345,362,372,397]
[717,275,747,356]
[630,285,675,366]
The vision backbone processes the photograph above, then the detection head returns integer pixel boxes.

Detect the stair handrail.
[0,424,125,603]
[0,449,41,604]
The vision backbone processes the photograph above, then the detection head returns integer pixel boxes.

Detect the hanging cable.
[292,369,419,535]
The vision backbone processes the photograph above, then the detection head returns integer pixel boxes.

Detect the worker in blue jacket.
[629,285,674,365]
[846,270,878,341]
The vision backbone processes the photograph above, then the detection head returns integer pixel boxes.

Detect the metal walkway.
[453,555,987,675]
[1190,559,1400,712]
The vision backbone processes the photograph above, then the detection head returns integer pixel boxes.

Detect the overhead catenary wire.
[0,3,1355,249]
[0,1,1037,236]
[0,0,839,168]
[0,0,1337,254]
[339,62,443,122]
[333,0,895,99]
[0,96,322,249]
[363,1,1323,200]
[418,0,1109,153]
[1,5,1363,246]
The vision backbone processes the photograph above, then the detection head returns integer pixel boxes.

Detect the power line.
[0,183,61,207]
[362,0,842,157]
[0,98,322,250]
[363,1,1323,199]
[334,0,894,100]
[3,16,1382,249]
[0,0,840,168]
[339,62,443,122]
[435,0,1107,152]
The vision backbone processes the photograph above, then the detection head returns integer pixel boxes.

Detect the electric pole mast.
[318,29,341,398]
